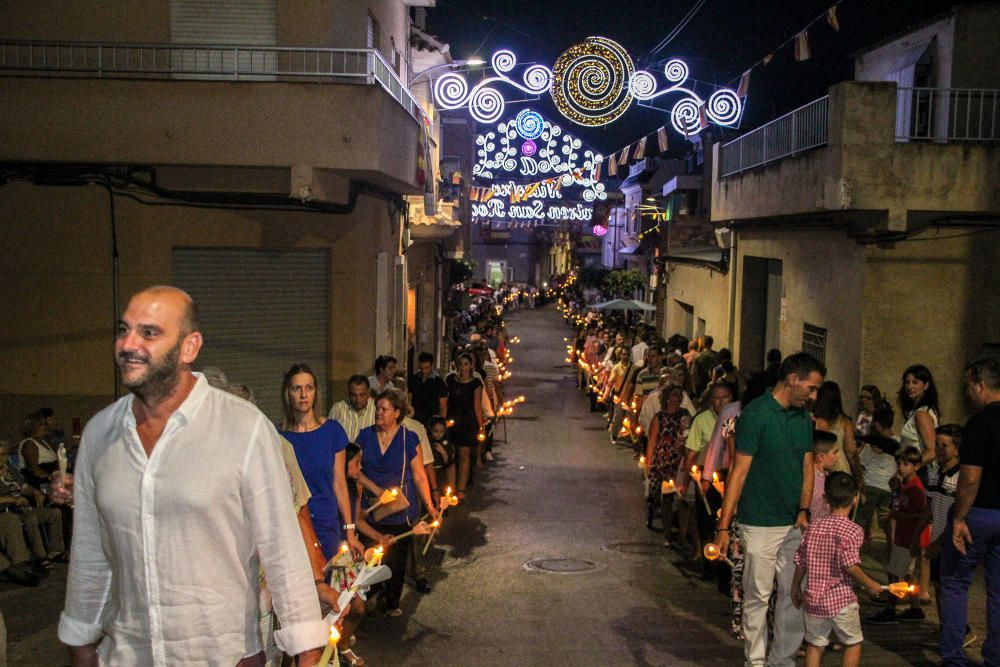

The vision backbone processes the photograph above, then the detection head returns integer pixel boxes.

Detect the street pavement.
[4,304,988,665]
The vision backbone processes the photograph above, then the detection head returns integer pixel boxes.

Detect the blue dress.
[357,424,421,526]
[280,420,348,560]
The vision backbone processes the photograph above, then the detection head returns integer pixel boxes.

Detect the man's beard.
[118,341,182,403]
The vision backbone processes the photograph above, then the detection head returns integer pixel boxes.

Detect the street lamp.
[410,58,484,86]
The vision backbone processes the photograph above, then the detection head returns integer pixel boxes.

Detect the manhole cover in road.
[522,557,604,574]
[602,542,663,556]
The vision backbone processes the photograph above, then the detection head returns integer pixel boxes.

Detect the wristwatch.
[797,508,811,520]
[343,523,356,531]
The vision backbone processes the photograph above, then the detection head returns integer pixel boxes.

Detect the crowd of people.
[564,296,998,667]
[43,284,521,666]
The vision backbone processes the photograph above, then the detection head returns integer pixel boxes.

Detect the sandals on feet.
[340,648,365,666]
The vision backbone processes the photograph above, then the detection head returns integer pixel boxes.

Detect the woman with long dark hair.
[898,364,940,465]
[278,363,363,560]
[645,384,692,549]
[855,384,882,437]
[813,381,860,476]
[446,352,484,502]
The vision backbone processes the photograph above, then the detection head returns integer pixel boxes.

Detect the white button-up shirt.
[328,399,375,444]
[58,374,326,665]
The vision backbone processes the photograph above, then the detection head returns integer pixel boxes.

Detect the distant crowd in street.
[560,277,998,667]
[0,281,525,666]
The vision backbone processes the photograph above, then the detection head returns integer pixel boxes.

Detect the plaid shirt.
[794,515,864,617]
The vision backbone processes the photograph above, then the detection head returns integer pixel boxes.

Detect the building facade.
[0,0,450,425]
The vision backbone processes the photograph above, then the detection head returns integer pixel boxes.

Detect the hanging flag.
[618,149,629,166]
[633,136,647,160]
[608,154,618,177]
[737,69,751,98]
[470,186,479,202]
[763,53,774,66]
[827,6,840,31]
[594,158,603,181]
[657,126,669,152]
[794,30,811,61]
[698,103,709,130]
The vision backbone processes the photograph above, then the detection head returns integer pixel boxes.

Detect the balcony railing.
[896,88,999,142]
[0,40,424,121]
[720,96,829,178]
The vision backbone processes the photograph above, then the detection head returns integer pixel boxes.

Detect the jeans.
[940,507,1000,666]
[741,524,804,667]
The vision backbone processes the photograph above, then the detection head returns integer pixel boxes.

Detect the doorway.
[739,256,783,372]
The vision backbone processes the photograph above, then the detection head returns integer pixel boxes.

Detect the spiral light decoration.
[663,59,689,83]
[469,86,505,124]
[706,89,742,125]
[671,98,701,136]
[550,36,635,127]
[628,71,657,101]
[433,73,469,110]
[514,109,544,140]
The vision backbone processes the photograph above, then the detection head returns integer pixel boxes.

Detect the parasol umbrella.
[591,298,655,312]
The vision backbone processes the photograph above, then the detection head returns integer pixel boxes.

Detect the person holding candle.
[279,364,364,563]
[645,384,692,548]
[712,353,824,667]
[60,287,327,665]
[357,389,438,617]
[791,472,884,667]
[446,353,485,503]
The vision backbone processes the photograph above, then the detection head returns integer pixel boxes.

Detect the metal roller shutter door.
[172,248,329,422]
[170,0,277,75]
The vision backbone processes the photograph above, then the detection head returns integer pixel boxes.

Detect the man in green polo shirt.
[712,353,825,667]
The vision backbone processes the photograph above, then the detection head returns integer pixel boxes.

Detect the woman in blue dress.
[279,363,364,560]
[356,389,438,616]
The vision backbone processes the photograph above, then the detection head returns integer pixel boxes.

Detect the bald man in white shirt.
[59,286,326,666]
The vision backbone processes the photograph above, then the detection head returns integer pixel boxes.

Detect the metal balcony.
[0,39,425,121]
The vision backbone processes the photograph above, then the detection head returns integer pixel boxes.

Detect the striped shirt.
[328,399,375,444]
[926,462,960,542]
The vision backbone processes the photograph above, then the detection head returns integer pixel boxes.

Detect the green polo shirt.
[736,392,813,527]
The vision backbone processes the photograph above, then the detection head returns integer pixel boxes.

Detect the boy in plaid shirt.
[792,472,883,666]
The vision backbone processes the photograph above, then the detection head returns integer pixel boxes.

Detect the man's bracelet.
[715,527,730,533]
[343,523,356,531]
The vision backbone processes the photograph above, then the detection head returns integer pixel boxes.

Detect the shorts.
[887,544,915,578]
[804,603,864,647]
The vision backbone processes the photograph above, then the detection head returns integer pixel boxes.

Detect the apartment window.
[367,12,380,51]
[802,323,827,364]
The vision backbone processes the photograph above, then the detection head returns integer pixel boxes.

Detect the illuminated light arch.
[432,50,552,125]
[628,58,743,135]
[474,113,606,201]
[432,44,743,134]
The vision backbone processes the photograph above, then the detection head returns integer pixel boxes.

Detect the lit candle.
[882,582,917,599]
[662,479,677,494]
[638,456,647,469]
[634,425,643,435]
[318,625,340,667]
[339,542,349,555]
[702,542,734,566]
[446,419,456,427]
[477,429,487,442]
[712,472,725,496]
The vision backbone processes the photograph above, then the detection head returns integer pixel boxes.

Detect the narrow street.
[2,305,983,665]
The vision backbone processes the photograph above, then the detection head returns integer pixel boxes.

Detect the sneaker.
[385,608,402,618]
[865,608,898,624]
[897,608,926,622]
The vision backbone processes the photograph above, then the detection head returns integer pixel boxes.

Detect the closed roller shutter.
[172,248,329,422]
[170,0,277,75]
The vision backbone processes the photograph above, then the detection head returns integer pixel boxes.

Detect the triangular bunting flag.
[698,104,709,130]
[763,53,774,66]
[618,149,629,166]
[608,154,618,177]
[794,31,811,61]
[633,136,647,160]
[594,158,603,181]
[827,6,840,31]
[657,126,669,152]
[737,69,751,98]
[471,187,479,202]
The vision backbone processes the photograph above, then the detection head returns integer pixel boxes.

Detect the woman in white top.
[18,412,58,488]
[897,364,940,466]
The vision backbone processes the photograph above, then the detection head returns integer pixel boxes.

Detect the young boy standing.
[792,472,883,667]
[867,446,927,623]
[810,431,841,523]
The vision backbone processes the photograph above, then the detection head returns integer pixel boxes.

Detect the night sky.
[425,0,958,156]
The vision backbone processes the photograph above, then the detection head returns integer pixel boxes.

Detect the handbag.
[371,425,411,523]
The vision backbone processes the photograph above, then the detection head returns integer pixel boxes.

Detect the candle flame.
[339,542,349,553]
[446,419,455,427]
[445,486,452,495]
[712,472,719,483]
[703,543,720,561]
[375,546,383,555]
[635,426,643,435]
[691,465,698,474]
[432,520,440,527]
[391,488,399,497]
[330,626,341,642]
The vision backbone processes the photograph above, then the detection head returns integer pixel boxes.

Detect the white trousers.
[740,524,804,667]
